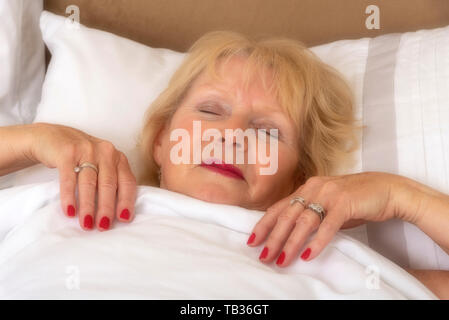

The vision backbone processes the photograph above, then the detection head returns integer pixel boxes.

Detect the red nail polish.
[259,247,269,260]
[120,208,130,220]
[99,216,110,230]
[301,248,311,260]
[247,233,256,245]
[84,215,93,229]
[67,205,75,217]
[276,251,286,265]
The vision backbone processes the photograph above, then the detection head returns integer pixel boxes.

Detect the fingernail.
[99,216,110,230]
[276,251,286,265]
[301,248,311,260]
[259,247,269,260]
[120,208,130,220]
[67,205,75,217]
[247,232,256,245]
[84,215,93,229]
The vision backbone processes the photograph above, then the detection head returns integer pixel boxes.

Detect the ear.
[153,123,168,167]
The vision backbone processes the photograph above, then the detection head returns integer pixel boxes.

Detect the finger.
[116,152,137,223]
[248,176,334,247]
[59,160,78,218]
[258,204,305,262]
[275,209,322,267]
[77,161,98,231]
[250,184,315,254]
[279,180,344,264]
[247,194,292,247]
[96,156,118,231]
[300,206,347,262]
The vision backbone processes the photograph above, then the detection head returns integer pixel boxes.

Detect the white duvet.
[0,179,437,299]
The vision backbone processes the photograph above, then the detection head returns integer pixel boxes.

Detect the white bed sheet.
[0,179,437,299]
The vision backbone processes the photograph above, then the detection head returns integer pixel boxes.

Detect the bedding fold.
[0,180,437,299]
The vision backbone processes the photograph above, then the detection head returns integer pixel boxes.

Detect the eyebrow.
[251,118,281,127]
[197,85,229,99]
[198,86,279,112]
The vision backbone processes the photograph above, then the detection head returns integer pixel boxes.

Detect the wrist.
[14,123,41,165]
[0,123,41,177]
[393,174,448,225]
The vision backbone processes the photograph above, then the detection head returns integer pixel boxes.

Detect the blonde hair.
[136,30,361,187]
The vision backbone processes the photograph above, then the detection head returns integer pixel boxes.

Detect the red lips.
[200,160,245,180]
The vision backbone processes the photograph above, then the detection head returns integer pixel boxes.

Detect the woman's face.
[153,56,301,210]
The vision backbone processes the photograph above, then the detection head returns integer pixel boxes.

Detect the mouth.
[200,159,245,180]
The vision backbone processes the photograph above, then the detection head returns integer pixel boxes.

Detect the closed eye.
[197,101,227,116]
[266,129,279,139]
[199,109,220,115]
[258,127,280,139]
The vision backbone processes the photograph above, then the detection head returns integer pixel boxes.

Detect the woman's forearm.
[415,193,449,253]
[0,124,38,177]
[405,268,449,300]
[396,175,449,253]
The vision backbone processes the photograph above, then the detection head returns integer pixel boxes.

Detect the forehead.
[191,56,281,111]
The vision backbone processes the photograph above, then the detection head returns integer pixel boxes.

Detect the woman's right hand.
[30,122,137,231]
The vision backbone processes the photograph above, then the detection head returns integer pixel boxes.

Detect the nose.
[219,135,243,150]
[217,118,249,152]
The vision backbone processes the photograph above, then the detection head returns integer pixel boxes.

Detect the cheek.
[161,117,195,161]
[252,146,298,190]
[159,118,196,190]
[278,147,299,175]
[169,115,195,136]
[278,151,300,191]
[163,115,230,165]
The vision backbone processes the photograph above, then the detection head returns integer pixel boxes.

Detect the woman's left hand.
[247,171,424,267]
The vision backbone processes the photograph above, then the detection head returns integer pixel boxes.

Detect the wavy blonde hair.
[136,30,361,187]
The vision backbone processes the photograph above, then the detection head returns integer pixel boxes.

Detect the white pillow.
[0,0,45,126]
[0,11,185,188]
[3,11,449,271]
[312,28,449,270]
[35,11,185,181]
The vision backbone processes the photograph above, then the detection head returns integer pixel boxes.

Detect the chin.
[188,183,240,206]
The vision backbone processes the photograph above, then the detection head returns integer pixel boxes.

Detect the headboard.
[44,0,449,52]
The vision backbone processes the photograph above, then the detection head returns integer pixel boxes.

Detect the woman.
[0,31,448,298]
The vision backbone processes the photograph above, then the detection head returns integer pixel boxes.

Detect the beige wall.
[45,0,449,51]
